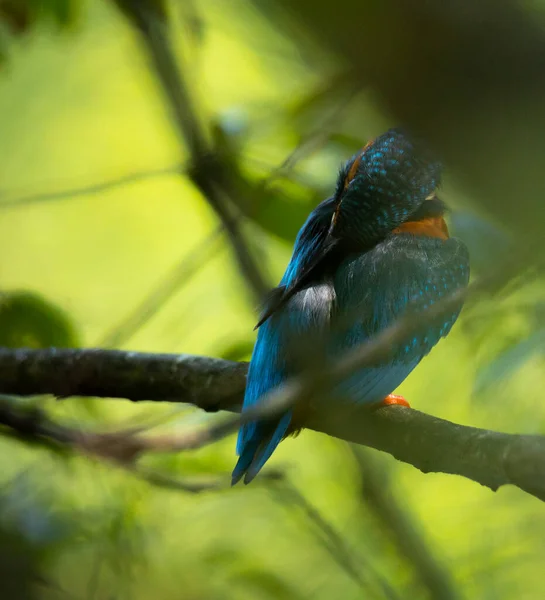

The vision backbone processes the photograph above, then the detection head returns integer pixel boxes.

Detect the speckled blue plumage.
[232,129,470,485]
[332,234,469,401]
[335,128,442,247]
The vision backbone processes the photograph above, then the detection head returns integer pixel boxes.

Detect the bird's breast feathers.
[333,233,469,362]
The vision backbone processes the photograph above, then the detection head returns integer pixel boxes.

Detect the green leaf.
[38,0,81,27]
[0,291,79,348]
[219,339,254,362]
[0,0,81,33]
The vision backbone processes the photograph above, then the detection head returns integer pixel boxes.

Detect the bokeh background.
[1,0,545,598]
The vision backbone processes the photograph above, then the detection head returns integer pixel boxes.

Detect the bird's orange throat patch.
[392,216,449,240]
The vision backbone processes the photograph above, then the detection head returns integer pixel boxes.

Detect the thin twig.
[119,1,269,299]
[262,79,358,187]
[271,480,401,599]
[352,447,461,600]
[0,165,182,210]
[0,395,232,494]
[100,228,223,348]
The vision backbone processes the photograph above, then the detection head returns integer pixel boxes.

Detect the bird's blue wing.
[331,234,470,404]
[233,198,336,484]
[233,209,469,483]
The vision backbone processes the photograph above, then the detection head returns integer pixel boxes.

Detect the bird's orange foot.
[376,394,411,408]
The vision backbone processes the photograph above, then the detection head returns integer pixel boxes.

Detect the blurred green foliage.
[0,0,79,63]
[0,291,78,347]
[0,0,545,598]
[0,0,79,31]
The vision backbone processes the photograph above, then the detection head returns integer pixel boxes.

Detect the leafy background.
[0,0,544,598]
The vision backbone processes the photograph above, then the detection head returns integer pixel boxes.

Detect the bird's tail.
[231,412,292,485]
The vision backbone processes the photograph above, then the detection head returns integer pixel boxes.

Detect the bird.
[232,128,470,485]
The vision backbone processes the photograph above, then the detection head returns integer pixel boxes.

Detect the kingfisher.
[232,129,470,485]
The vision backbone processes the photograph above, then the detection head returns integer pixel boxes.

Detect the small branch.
[116,0,269,300]
[0,394,77,449]
[0,164,182,210]
[99,228,223,348]
[271,480,401,599]
[0,394,238,494]
[1,347,545,501]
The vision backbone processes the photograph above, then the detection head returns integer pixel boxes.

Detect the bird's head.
[330,128,442,248]
[255,129,443,327]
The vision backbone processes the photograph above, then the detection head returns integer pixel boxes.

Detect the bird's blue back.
[232,130,470,484]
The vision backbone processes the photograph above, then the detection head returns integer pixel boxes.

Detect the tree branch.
[115,0,270,300]
[1,347,545,502]
[0,348,246,408]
